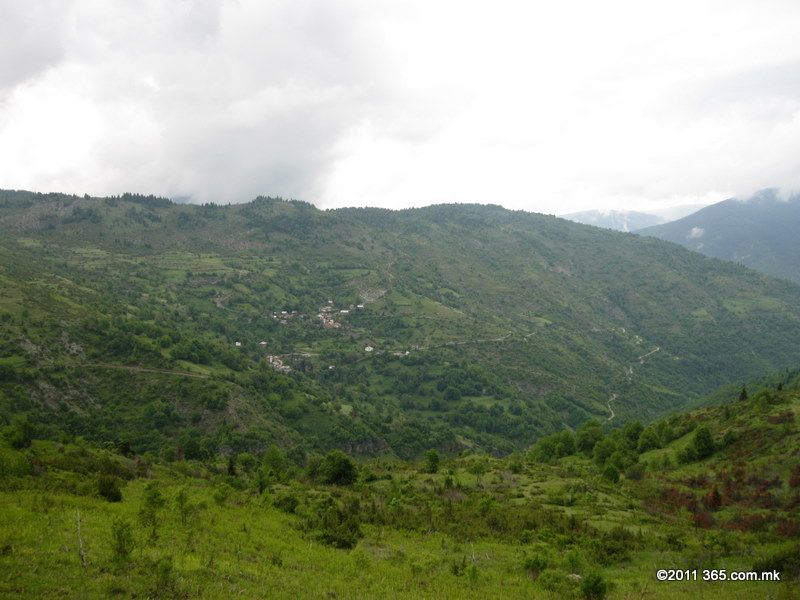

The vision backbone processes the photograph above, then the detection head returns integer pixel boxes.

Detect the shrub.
[752,542,800,580]
[581,573,610,600]
[423,449,440,474]
[98,474,123,502]
[273,492,300,514]
[522,552,549,579]
[308,496,363,549]
[318,451,358,486]
[110,518,135,563]
[139,481,166,542]
[0,447,31,478]
[601,465,619,483]
[212,483,234,506]
[537,569,580,598]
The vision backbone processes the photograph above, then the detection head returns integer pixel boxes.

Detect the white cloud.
[2,0,800,212]
[688,227,705,239]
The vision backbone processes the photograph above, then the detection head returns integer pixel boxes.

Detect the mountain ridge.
[637,189,800,282]
[2,189,800,457]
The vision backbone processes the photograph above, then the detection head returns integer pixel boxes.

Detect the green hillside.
[3,189,800,457]
[1,381,799,599]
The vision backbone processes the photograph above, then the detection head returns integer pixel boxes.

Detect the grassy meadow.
[2,384,799,599]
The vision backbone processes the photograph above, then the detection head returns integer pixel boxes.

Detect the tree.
[6,418,36,449]
[469,458,489,485]
[318,451,358,486]
[98,474,123,502]
[175,487,192,525]
[423,449,440,474]
[636,427,661,453]
[139,481,166,541]
[576,419,604,454]
[738,385,748,402]
[262,445,286,478]
[601,464,620,483]
[110,518,135,563]
[692,426,715,460]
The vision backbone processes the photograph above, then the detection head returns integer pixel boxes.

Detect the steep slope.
[637,189,800,282]
[2,190,800,457]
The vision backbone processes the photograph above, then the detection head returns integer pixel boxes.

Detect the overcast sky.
[2,0,800,215]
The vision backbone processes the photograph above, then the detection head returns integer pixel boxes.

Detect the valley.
[2,190,800,598]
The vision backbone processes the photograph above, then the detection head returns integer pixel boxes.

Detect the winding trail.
[606,394,617,423]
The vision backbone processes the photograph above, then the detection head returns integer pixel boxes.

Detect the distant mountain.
[560,209,665,231]
[637,189,800,282]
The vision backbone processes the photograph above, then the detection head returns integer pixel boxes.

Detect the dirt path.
[637,346,660,363]
[80,363,210,379]
[606,393,617,423]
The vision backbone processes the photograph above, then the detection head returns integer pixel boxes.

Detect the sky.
[2,0,800,215]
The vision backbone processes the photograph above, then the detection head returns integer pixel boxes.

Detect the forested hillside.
[637,190,800,283]
[2,189,800,458]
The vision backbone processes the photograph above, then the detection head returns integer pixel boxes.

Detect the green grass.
[2,428,799,599]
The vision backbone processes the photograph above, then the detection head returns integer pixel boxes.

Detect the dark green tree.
[576,419,604,454]
[423,449,440,474]
[318,451,358,486]
[636,427,661,453]
[98,474,123,502]
[601,464,620,483]
[692,426,715,460]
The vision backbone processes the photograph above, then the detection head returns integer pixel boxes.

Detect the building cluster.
[317,300,363,329]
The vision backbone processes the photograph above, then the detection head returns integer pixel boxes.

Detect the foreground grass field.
[2,422,798,599]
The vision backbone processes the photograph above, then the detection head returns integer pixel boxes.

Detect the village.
[230,300,411,373]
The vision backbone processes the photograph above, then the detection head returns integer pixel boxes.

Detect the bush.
[5,419,35,449]
[522,552,549,579]
[537,569,580,598]
[423,449,440,474]
[98,474,123,502]
[273,492,300,514]
[307,496,363,549]
[601,465,619,483]
[0,447,31,478]
[581,572,610,600]
[752,542,800,579]
[318,451,358,486]
[110,518,135,563]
